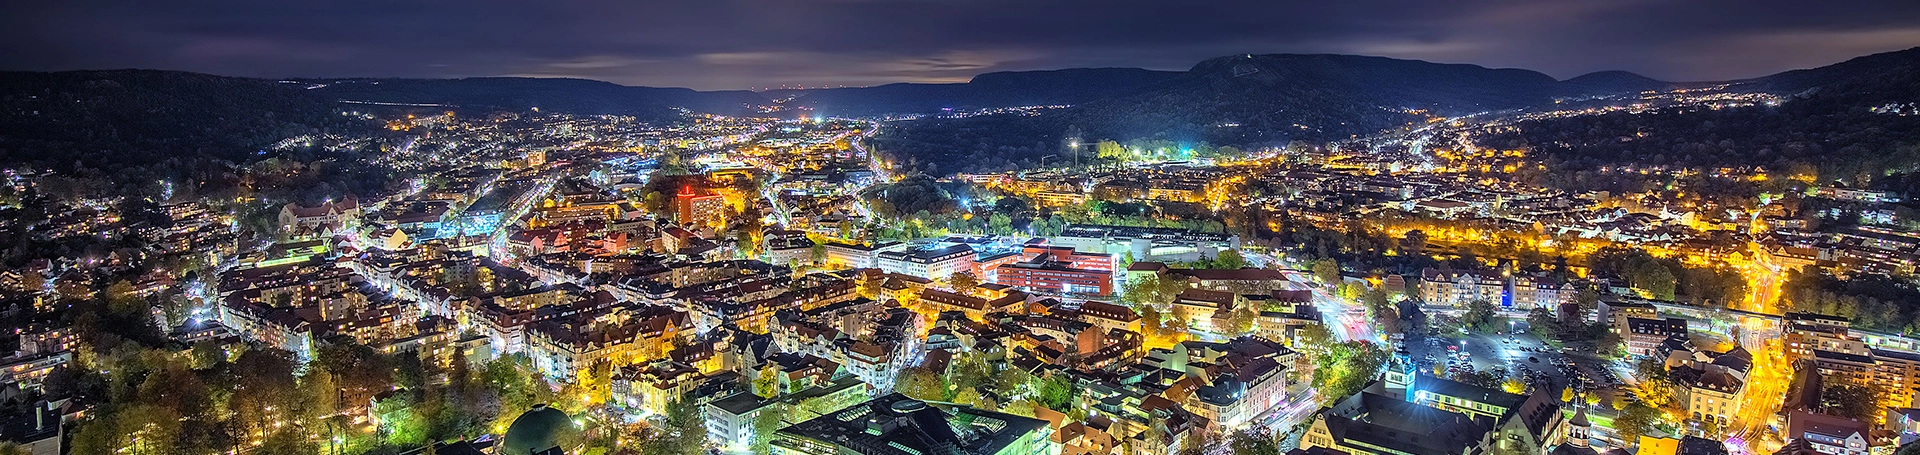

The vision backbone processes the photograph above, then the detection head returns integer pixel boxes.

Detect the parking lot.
[1406,316,1625,397]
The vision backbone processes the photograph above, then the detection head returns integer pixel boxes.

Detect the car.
[1529,357,1538,363]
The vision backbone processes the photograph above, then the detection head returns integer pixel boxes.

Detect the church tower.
[1383,348,1418,401]
[1568,402,1592,449]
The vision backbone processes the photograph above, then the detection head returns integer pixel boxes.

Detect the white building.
[822,241,906,269]
[877,244,975,280]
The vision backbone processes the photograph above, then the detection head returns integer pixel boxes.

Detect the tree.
[231,348,298,442]
[1224,303,1259,335]
[104,280,145,319]
[1227,429,1282,455]
[1594,247,1679,301]
[1615,401,1662,443]
[1696,417,1725,439]
[987,213,1013,234]
[1311,341,1389,404]
[18,272,44,296]
[1168,306,1197,333]
[856,271,883,298]
[1574,287,1601,319]
[1335,282,1364,302]
[577,360,614,406]
[656,397,707,455]
[1591,322,1624,356]
[298,369,340,422]
[373,390,427,445]
[1562,387,1576,403]
[1096,140,1127,161]
[1119,271,1187,309]
[753,364,781,398]
[1002,399,1039,418]
[1374,303,1402,335]
[1636,262,1678,301]
[1824,383,1890,421]
[1401,230,1429,253]
[949,352,993,392]
[1462,299,1499,333]
[952,387,985,408]
[1503,378,1527,394]
[1361,287,1392,314]
[750,405,789,453]
[1035,373,1075,411]
[1634,357,1676,407]
[1313,258,1341,285]
[733,229,762,256]
[259,428,320,455]
[1895,440,1920,455]
[67,412,121,455]
[1294,323,1334,351]
[641,190,669,216]
[994,364,1034,397]
[949,272,980,296]
[1213,249,1248,269]
[894,367,947,401]
[1527,307,1558,339]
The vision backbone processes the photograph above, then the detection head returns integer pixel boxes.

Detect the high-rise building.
[675,188,726,227]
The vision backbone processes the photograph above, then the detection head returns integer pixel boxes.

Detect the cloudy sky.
[4,0,1918,90]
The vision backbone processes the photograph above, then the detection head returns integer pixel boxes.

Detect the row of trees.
[1485,95,1920,191]
[1293,323,1390,404]
[863,190,1230,241]
[1784,269,1920,335]
[1586,246,1747,307]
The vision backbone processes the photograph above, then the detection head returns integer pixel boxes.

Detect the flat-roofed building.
[769,393,1050,455]
[878,244,976,280]
[1784,312,1866,360]
[822,241,906,269]
[996,255,1113,296]
[675,190,726,227]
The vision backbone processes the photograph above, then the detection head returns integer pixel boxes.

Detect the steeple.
[1568,401,1591,449]
[1384,347,1418,401]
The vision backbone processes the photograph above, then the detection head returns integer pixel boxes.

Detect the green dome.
[502,404,573,455]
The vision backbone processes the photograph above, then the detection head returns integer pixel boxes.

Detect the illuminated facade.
[877,244,976,280]
[676,190,726,227]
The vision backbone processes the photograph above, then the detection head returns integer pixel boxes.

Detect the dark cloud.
[2,0,1917,89]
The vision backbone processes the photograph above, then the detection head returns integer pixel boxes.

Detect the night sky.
[5,0,1918,91]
